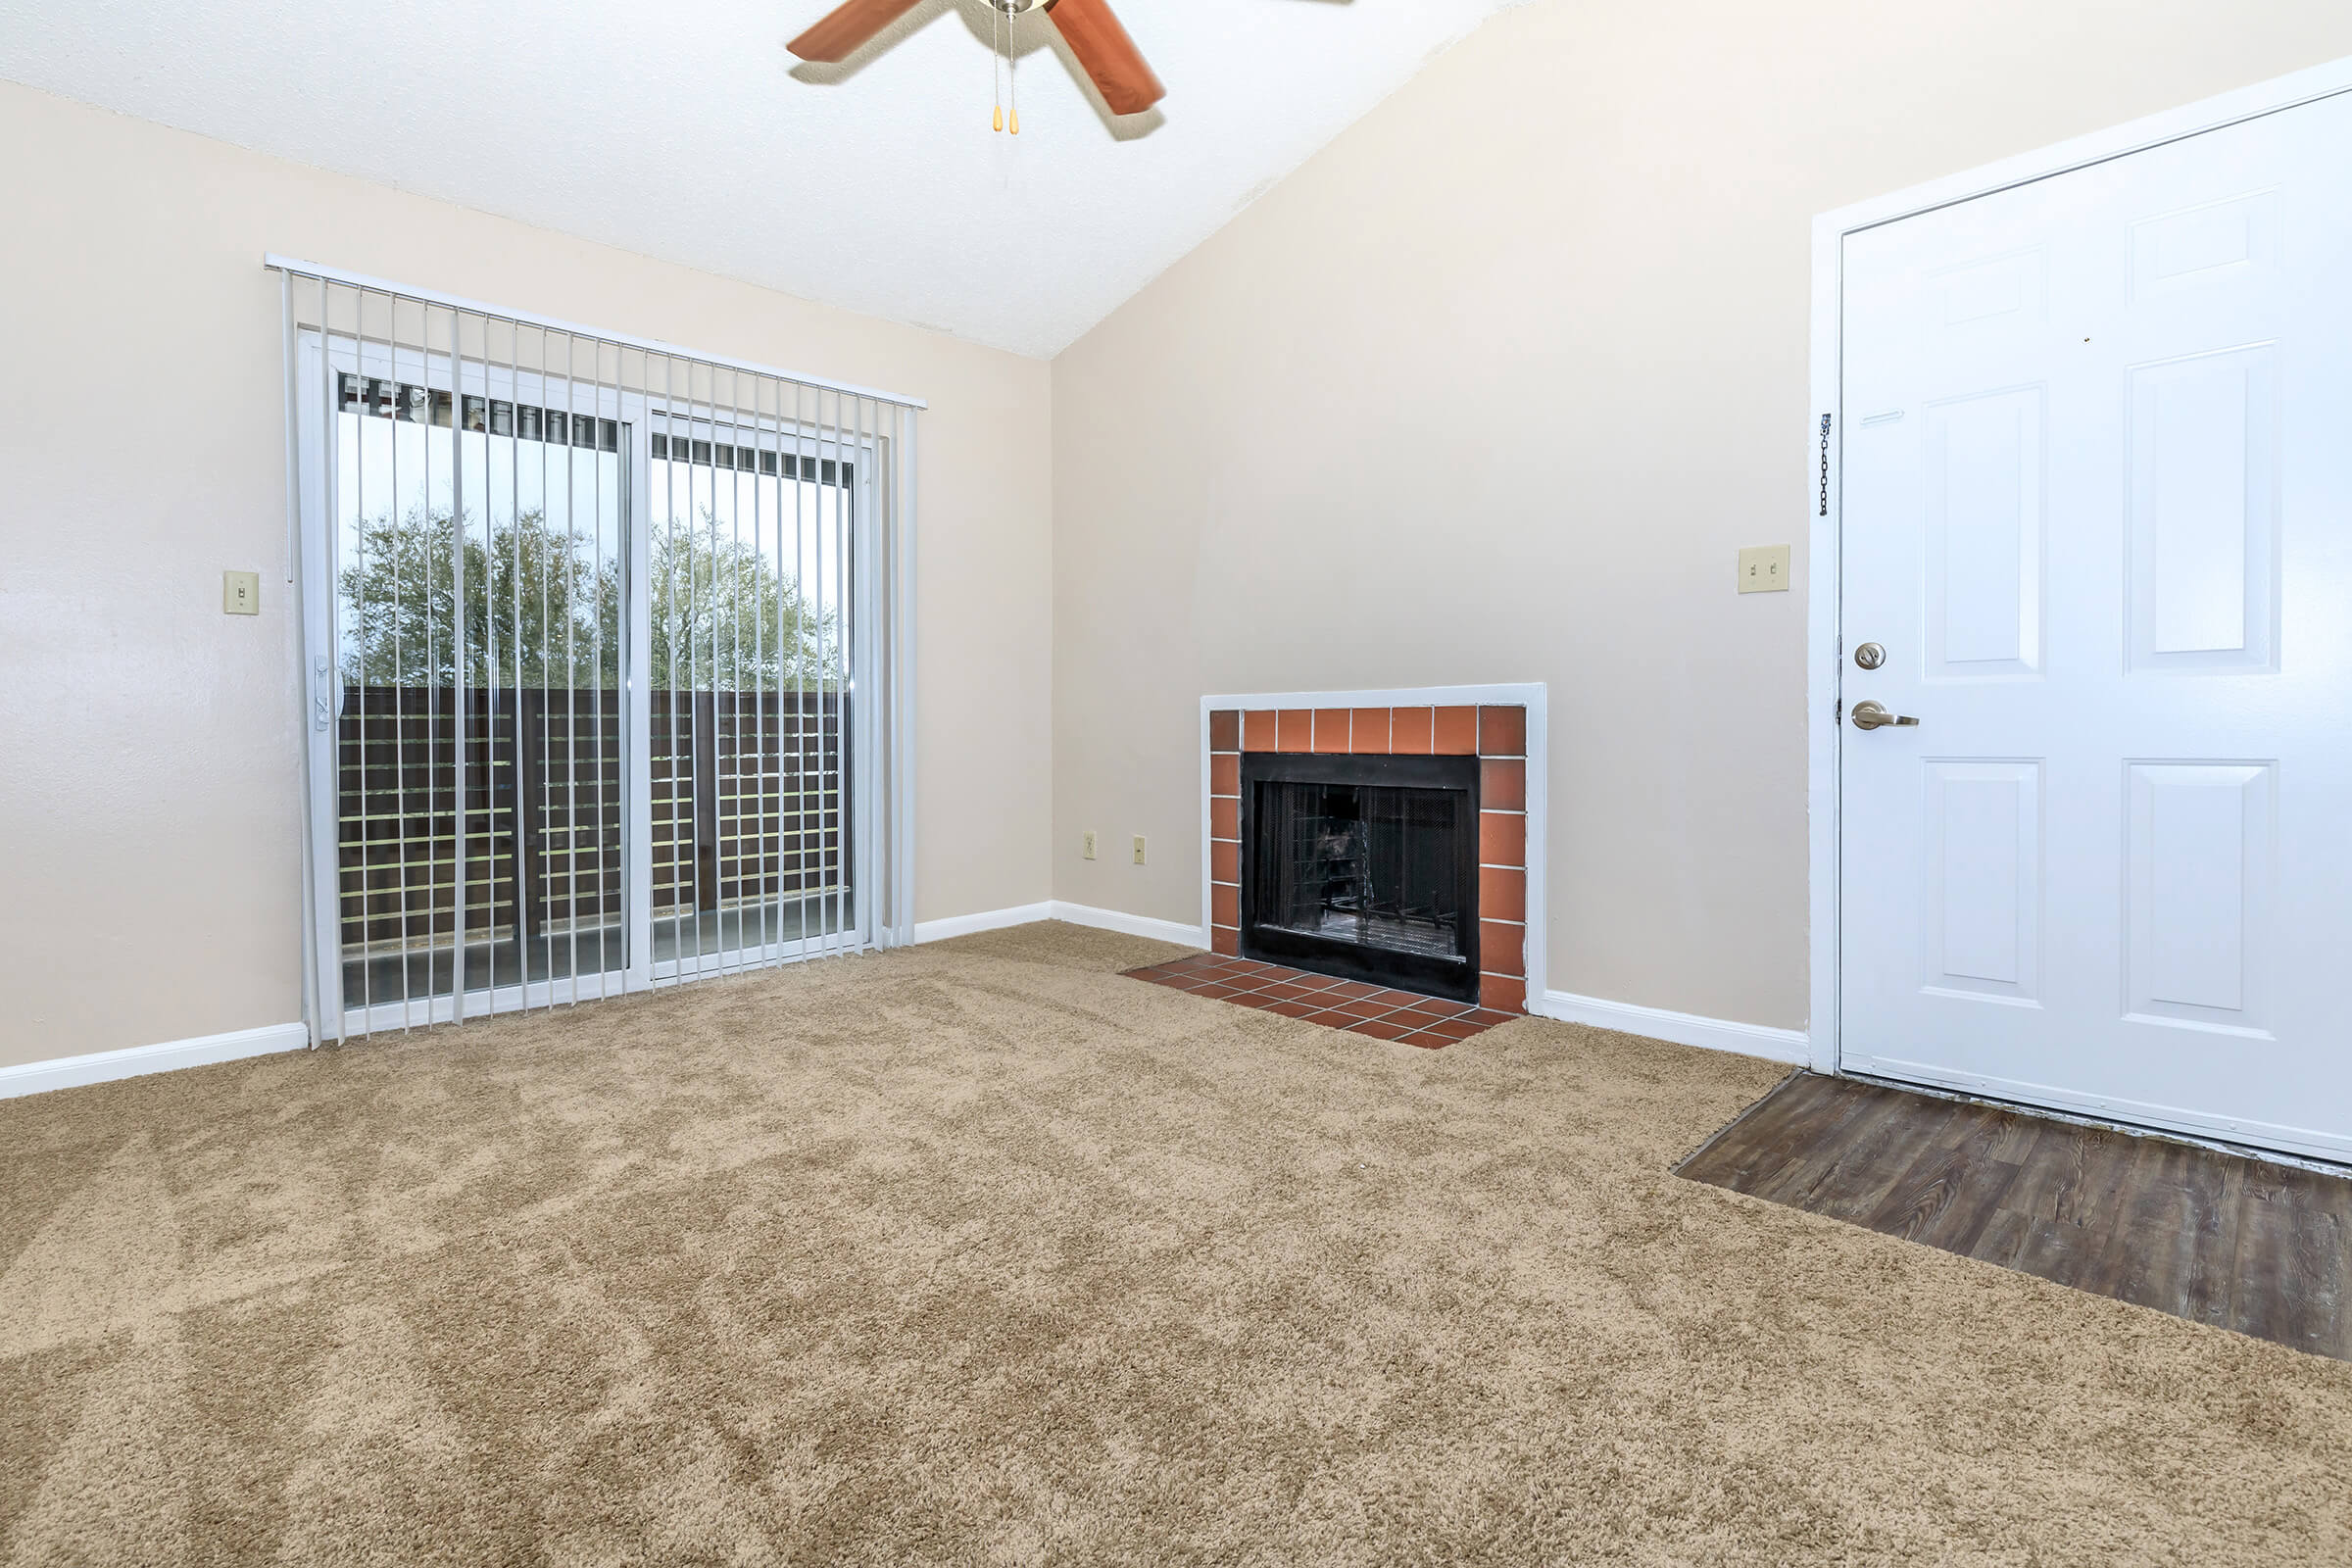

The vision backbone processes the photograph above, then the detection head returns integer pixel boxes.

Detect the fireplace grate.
[1261,794,1462,959]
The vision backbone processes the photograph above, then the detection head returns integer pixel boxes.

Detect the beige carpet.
[3,923,2347,1565]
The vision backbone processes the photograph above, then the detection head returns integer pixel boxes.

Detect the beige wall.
[11,2,2352,1071]
[1050,0,2352,1029]
[0,81,1053,1069]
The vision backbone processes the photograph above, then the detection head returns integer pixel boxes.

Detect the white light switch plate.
[1737,545,1790,594]
[1082,830,1098,860]
[1131,835,1147,866]
[223,569,261,614]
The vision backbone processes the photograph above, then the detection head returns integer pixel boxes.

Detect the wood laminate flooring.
[1678,1071,2352,1361]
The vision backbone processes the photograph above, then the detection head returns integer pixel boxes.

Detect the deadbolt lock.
[1853,642,1886,670]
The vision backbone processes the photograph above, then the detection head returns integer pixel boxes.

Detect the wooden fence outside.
[337,685,848,960]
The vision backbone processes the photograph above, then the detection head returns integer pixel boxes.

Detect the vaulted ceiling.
[0,0,1528,356]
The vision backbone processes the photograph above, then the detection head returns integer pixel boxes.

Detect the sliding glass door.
[287,273,907,1041]
[647,412,857,979]
[327,360,627,1021]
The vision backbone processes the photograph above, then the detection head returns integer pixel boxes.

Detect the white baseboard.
[911,900,1207,951]
[0,1022,311,1100]
[1046,901,1207,949]
[1536,990,1808,1065]
[912,912,1798,1062]
[910,902,1055,944]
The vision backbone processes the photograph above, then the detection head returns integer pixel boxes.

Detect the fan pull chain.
[992,1,1003,130]
[1007,14,1020,134]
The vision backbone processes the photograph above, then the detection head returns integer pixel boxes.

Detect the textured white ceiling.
[0,0,1526,356]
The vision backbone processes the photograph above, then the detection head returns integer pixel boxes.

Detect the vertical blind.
[275,259,918,1042]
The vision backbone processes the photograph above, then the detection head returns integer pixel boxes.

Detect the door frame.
[1805,54,2352,1082]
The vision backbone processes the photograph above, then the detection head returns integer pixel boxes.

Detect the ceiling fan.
[788,0,1166,120]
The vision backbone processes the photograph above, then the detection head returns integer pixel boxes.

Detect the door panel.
[645,419,858,977]
[2128,346,2278,671]
[324,350,630,1023]
[1919,760,2041,1004]
[2125,760,2274,1033]
[1839,91,2352,1159]
[1925,387,2044,679]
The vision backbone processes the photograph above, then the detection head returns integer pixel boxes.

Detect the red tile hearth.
[1123,954,1518,1050]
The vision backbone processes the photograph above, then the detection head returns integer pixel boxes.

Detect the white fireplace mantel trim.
[1197,683,1548,1009]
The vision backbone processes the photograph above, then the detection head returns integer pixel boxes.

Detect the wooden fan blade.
[788,0,925,63]
[1043,0,1166,116]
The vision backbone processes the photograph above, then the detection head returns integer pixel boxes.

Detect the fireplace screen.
[1241,754,1480,1000]
[1259,784,1461,955]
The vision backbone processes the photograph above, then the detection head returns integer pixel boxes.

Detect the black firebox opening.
[1240,752,1480,1002]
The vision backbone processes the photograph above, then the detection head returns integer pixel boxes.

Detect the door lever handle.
[1850,700,1918,731]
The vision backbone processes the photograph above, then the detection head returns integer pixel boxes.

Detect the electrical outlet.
[1737,545,1791,594]
[223,569,261,615]
[1082,830,1098,860]
[1131,835,1147,866]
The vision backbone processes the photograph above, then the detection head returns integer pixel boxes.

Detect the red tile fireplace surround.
[1204,699,1533,1014]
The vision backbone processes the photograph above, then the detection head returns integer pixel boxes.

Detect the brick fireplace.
[1204,697,1534,1014]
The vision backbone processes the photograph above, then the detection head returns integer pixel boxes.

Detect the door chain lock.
[1818,415,1832,516]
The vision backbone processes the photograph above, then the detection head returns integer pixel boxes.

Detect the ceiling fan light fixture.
[785,0,926,63]
[786,0,1167,132]
[1036,0,1164,117]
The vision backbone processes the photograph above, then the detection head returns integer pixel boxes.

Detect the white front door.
[1839,90,2352,1161]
